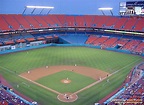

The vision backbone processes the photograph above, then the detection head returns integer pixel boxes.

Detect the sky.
[0,0,143,15]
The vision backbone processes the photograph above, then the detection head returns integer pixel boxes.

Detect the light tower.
[22,6,54,15]
[98,7,113,16]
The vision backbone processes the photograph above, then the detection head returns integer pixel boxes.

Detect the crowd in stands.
[105,63,144,105]
[0,84,37,105]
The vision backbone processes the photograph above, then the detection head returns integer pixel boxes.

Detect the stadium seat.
[83,15,94,27]
[114,17,128,30]
[47,15,62,27]
[0,15,11,31]
[75,16,86,27]
[93,36,109,46]
[94,16,110,28]
[122,17,137,31]
[112,38,129,48]
[104,16,119,29]
[122,40,141,51]
[56,15,66,27]
[102,37,118,47]
[33,16,49,28]
[24,15,41,28]
[13,14,31,29]
[2,14,21,30]
[133,17,144,32]
[86,35,99,44]
[65,16,76,27]
[134,42,144,53]
[41,15,56,27]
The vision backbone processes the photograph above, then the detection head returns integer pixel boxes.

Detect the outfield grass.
[0,47,143,105]
[36,70,95,93]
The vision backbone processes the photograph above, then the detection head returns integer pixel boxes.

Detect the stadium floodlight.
[98,8,113,10]
[23,5,54,15]
[98,7,113,16]
[26,6,54,9]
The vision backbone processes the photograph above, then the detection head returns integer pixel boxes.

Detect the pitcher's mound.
[57,93,78,102]
[61,79,71,84]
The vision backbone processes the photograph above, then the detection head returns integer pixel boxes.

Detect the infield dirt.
[20,65,109,81]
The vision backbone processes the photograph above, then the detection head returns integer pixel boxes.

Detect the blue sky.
[0,0,142,15]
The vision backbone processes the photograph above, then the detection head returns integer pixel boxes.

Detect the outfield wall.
[0,43,143,56]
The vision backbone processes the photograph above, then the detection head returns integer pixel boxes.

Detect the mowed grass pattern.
[36,70,95,93]
[0,47,142,74]
[0,47,143,105]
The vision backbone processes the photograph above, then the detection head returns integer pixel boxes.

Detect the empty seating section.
[12,34,26,43]
[59,34,88,44]
[123,17,137,31]
[24,16,40,28]
[56,15,66,26]
[33,16,48,28]
[83,15,94,27]
[134,18,144,31]
[14,15,31,29]
[65,16,76,27]
[114,17,128,29]
[0,14,143,32]
[16,39,26,43]
[4,40,14,45]
[31,34,46,41]
[86,35,98,44]
[44,35,53,39]
[135,42,144,53]
[75,16,85,27]
[95,16,110,28]
[0,14,144,55]
[2,15,21,30]
[0,35,15,45]
[22,34,35,42]
[93,36,109,46]
[92,15,101,27]
[47,15,62,26]
[42,15,55,27]
[36,36,45,41]
[102,37,118,47]
[0,15,10,31]
[112,38,129,47]
[122,40,141,51]
[104,16,119,28]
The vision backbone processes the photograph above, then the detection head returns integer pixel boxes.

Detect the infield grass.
[36,70,95,93]
[0,47,143,105]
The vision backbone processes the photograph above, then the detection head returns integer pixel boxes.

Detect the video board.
[119,1,144,16]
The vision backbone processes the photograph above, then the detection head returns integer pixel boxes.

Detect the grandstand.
[0,13,143,105]
[0,14,143,55]
[104,62,144,105]
[0,1,144,105]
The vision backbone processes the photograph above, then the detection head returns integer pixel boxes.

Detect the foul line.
[0,57,142,102]
[0,66,16,74]
[72,58,143,95]
[19,75,62,95]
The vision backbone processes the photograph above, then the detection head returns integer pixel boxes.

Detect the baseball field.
[0,46,143,105]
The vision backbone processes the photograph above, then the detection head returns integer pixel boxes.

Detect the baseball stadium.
[0,0,144,105]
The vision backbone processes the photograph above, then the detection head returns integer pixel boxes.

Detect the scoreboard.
[119,1,144,16]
